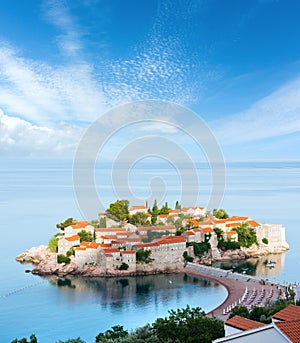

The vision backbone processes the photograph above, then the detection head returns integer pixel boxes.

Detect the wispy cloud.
[213,77,300,144]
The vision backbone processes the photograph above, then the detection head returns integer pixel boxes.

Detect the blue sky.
[0,0,300,162]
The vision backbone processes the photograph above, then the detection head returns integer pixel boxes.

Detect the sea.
[1,158,300,342]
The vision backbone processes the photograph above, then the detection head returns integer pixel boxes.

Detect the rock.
[16,245,50,264]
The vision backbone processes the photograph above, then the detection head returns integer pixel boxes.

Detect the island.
[16,201,289,277]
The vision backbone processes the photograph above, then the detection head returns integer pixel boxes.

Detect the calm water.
[1,159,300,342]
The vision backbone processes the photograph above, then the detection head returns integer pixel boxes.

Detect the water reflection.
[212,253,285,278]
[44,273,223,309]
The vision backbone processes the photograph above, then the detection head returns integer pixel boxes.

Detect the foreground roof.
[225,315,265,331]
[275,319,300,343]
[273,304,300,321]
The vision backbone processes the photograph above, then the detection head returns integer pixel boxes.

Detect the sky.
[1,0,300,162]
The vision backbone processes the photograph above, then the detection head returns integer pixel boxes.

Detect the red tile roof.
[202,227,214,233]
[122,250,136,254]
[65,235,80,242]
[71,221,89,229]
[130,205,147,210]
[273,305,300,321]
[103,248,120,253]
[105,253,113,257]
[247,220,260,227]
[184,231,195,236]
[225,315,265,331]
[229,216,249,221]
[137,225,176,231]
[275,319,300,342]
[95,228,126,232]
[226,222,242,228]
[156,236,186,244]
[75,247,86,251]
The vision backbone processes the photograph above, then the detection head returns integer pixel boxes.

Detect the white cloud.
[213,77,300,144]
[0,109,81,156]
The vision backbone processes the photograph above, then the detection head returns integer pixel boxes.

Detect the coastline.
[182,264,281,321]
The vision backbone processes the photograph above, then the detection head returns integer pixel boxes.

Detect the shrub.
[262,237,269,244]
[57,254,71,264]
[48,236,59,253]
[218,240,241,251]
[183,251,194,262]
[118,263,129,270]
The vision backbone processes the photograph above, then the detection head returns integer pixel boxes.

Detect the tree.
[192,242,210,257]
[213,209,229,219]
[11,334,38,343]
[106,200,129,221]
[136,248,151,262]
[213,227,223,240]
[129,212,148,226]
[249,306,270,323]
[78,230,93,242]
[99,217,107,228]
[235,223,258,248]
[183,251,194,263]
[228,306,249,319]
[175,200,181,210]
[118,263,129,270]
[96,325,128,342]
[48,236,59,253]
[89,219,99,228]
[159,202,170,215]
[57,254,71,264]
[152,305,224,343]
[56,218,76,230]
[262,237,268,244]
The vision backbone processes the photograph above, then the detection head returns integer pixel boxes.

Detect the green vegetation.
[56,339,85,343]
[213,209,229,219]
[11,335,37,343]
[159,202,170,215]
[189,242,210,258]
[96,325,128,342]
[89,219,99,228]
[118,263,129,270]
[175,200,181,210]
[48,235,59,253]
[262,237,269,244]
[183,251,194,262]
[235,223,258,248]
[213,227,223,240]
[129,212,149,226]
[152,305,224,343]
[136,248,152,263]
[56,218,76,230]
[57,254,71,264]
[217,240,241,251]
[106,200,129,221]
[99,217,107,228]
[142,230,171,243]
[78,230,93,242]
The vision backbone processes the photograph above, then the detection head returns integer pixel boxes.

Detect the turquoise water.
[1,159,300,342]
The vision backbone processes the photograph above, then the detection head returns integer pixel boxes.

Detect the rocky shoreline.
[16,243,287,278]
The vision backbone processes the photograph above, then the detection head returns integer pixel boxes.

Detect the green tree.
[78,230,93,242]
[11,334,38,343]
[99,217,107,228]
[228,306,249,319]
[106,200,129,221]
[89,219,99,228]
[159,202,170,215]
[96,325,128,342]
[118,263,129,270]
[192,242,210,257]
[235,223,258,248]
[48,236,59,253]
[136,248,151,262]
[183,251,194,263]
[262,237,268,244]
[249,306,270,323]
[175,200,181,210]
[166,216,175,225]
[213,209,229,219]
[57,254,71,264]
[56,218,76,230]
[213,227,223,240]
[152,305,224,343]
[129,212,149,226]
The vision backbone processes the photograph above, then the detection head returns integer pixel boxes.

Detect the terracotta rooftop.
[71,221,89,229]
[156,235,186,244]
[202,227,214,233]
[64,235,80,242]
[225,315,265,331]
[122,250,136,254]
[103,248,120,253]
[275,319,300,342]
[226,231,237,235]
[137,225,176,231]
[273,304,300,321]
[130,205,147,210]
[226,222,241,228]
[229,216,249,221]
[247,220,260,227]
